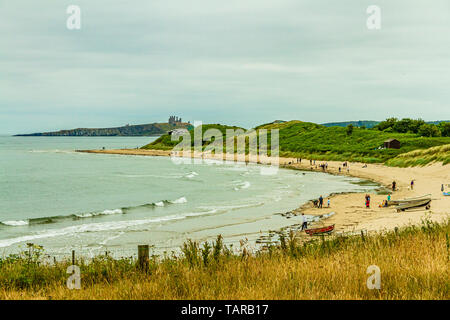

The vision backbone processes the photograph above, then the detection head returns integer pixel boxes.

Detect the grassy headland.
[143,124,245,151]
[1,220,448,299]
[142,120,450,165]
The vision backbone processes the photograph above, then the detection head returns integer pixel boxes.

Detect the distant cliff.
[15,122,193,137]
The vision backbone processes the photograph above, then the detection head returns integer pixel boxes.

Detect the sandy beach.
[283,159,449,234]
[78,149,450,235]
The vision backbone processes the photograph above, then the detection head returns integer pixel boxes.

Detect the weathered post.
[361,230,365,242]
[72,250,75,265]
[138,245,149,271]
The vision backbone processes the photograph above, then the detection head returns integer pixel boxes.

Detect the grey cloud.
[0,0,449,134]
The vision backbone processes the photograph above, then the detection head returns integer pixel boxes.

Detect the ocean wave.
[170,197,187,204]
[185,172,199,179]
[0,208,217,248]
[1,220,29,226]
[0,197,187,228]
[199,202,263,212]
[233,181,251,191]
[74,208,123,218]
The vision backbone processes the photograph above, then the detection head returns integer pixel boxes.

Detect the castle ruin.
[168,116,182,125]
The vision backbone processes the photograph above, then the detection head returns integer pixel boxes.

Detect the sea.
[0,136,380,259]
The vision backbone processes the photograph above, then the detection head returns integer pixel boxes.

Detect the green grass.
[141,124,246,151]
[141,120,450,164]
[1,220,448,299]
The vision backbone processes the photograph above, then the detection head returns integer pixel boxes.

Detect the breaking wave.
[185,172,199,179]
[233,181,251,191]
[0,208,218,248]
[170,197,187,204]
[1,220,29,226]
[0,197,187,227]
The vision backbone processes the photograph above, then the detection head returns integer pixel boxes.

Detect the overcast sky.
[1,0,449,134]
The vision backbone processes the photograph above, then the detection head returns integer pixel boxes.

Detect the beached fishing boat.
[305,224,335,236]
[396,199,431,212]
[387,194,431,206]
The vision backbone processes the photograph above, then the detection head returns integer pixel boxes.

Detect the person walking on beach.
[392,181,397,191]
[318,195,323,208]
[410,180,414,190]
[301,213,308,230]
[327,198,330,208]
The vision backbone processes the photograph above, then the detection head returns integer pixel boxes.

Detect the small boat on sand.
[387,194,431,206]
[305,224,335,236]
[396,199,431,212]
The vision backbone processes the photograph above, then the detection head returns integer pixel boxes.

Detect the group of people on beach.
[380,194,392,208]
[293,159,352,175]
[338,162,350,173]
[312,195,330,208]
[365,194,371,208]
[391,179,415,192]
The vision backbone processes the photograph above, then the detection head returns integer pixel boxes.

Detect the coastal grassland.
[0,220,448,300]
[142,124,246,150]
[255,121,450,163]
[141,121,450,164]
[385,144,450,167]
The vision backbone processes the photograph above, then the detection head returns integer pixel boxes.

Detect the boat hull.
[388,194,431,206]
[305,224,335,236]
[396,199,431,212]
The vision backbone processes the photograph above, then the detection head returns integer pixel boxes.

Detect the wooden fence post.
[138,245,149,271]
[72,250,75,265]
[360,230,365,242]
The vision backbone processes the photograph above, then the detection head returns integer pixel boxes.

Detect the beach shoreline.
[77,149,450,235]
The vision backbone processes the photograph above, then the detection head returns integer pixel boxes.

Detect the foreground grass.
[385,144,450,167]
[1,220,449,300]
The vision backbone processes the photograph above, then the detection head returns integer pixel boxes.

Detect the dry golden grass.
[1,220,448,300]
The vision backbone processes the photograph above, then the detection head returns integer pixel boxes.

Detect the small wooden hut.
[384,139,400,149]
